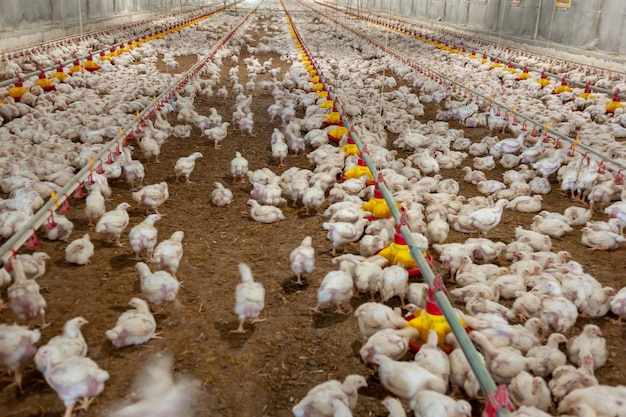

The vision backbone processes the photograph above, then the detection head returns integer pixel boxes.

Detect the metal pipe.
[547,0,556,44]
[78,0,83,36]
[533,0,543,40]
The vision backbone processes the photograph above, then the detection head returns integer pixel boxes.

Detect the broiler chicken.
[380,264,409,307]
[232,263,265,333]
[174,152,203,183]
[204,121,230,148]
[567,324,607,369]
[34,316,88,373]
[372,354,447,399]
[414,329,451,384]
[132,182,169,216]
[106,298,157,347]
[95,202,132,247]
[211,182,233,206]
[610,287,626,324]
[558,385,626,417]
[311,270,354,314]
[129,214,161,261]
[581,227,626,250]
[353,302,408,340]
[7,258,48,328]
[247,199,285,223]
[322,219,368,256]
[526,332,567,377]
[359,326,418,363]
[409,390,472,417]
[107,351,200,417]
[470,330,529,384]
[0,323,40,390]
[136,262,179,305]
[64,233,95,265]
[151,231,184,278]
[139,131,160,163]
[38,345,109,417]
[467,199,508,235]
[290,236,315,285]
[121,147,145,190]
[231,151,248,183]
[85,185,106,227]
[509,371,551,411]
[292,375,367,417]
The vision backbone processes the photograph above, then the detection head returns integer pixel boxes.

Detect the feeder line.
[287,6,509,417]
[0,8,255,264]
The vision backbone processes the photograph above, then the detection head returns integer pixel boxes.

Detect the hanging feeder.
[552,76,572,94]
[324,111,342,126]
[375,214,433,276]
[49,64,68,82]
[26,228,41,249]
[606,89,625,113]
[536,71,551,87]
[341,156,374,184]
[33,70,55,92]
[328,125,350,144]
[69,59,83,73]
[362,173,401,220]
[73,182,86,198]
[516,66,531,80]
[8,77,28,101]
[578,83,595,100]
[405,275,467,352]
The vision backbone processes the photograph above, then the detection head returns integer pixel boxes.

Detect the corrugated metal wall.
[0,0,217,51]
[342,0,626,55]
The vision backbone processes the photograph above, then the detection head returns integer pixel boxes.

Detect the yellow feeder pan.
[319,100,334,109]
[339,136,359,155]
[376,222,433,274]
[516,67,531,80]
[406,281,467,350]
[49,66,68,82]
[325,111,342,125]
[69,59,83,73]
[83,56,100,71]
[342,158,373,183]
[481,54,489,64]
[329,126,349,143]
[309,75,320,83]
[117,44,129,54]
[606,91,624,113]
[362,187,401,219]
[469,50,478,59]
[98,50,112,61]
[33,72,55,91]
[308,68,317,77]
[578,84,595,100]
[490,61,504,70]
[552,77,571,94]
[311,82,325,92]
[9,80,28,101]
[316,91,329,99]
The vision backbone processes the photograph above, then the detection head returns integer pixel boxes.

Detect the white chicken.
[409,390,472,417]
[106,298,157,347]
[467,199,508,235]
[231,151,248,183]
[132,182,169,216]
[292,374,367,417]
[136,262,180,305]
[139,131,161,163]
[508,371,551,411]
[311,270,354,314]
[322,219,368,256]
[581,227,626,250]
[174,152,203,183]
[7,258,48,328]
[0,323,40,390]
[567,324,607,369]
[247,199,285,223]
[558,385,626,417]
[359,326,418,363]
[232,263,265,333]
[95,202,131,247]
[290,236,315,285]
[211,182,233,206]
[121,147,145,190]
[353,302,409,340]
[380,264,409,307]
[610,287,626,324]
[151,231,184,278]
[129,214,161,261]
[84,185,106,227]
[204,121,230,148]
[38,345,109,417]
[34,316,88,373]
[372,354,447,399]
[64,233,95,265]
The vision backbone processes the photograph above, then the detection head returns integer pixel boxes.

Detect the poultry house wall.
[344,0,626,57]
[0,0,216,51]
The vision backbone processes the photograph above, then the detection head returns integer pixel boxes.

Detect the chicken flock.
[1,1,626,417]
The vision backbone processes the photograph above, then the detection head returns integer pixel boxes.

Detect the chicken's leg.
[231,317,246,333]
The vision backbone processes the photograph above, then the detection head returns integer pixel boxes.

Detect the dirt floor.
[1,12,626,417]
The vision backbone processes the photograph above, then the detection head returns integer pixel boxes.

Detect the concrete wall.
[0,0,217,50]
[342,0,626,55]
